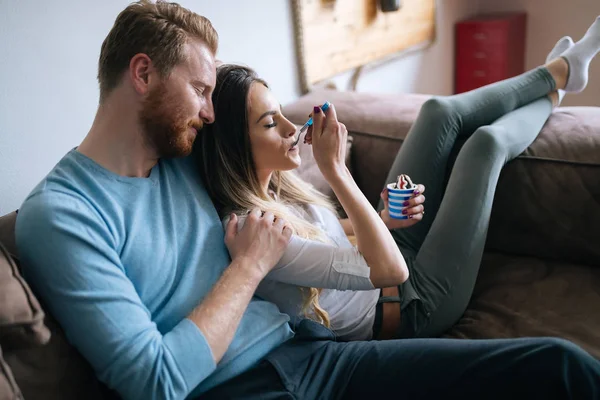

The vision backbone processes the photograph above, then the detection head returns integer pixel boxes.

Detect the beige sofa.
[1,89,599,399]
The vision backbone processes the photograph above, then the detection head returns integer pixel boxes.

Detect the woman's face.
[247,82,301,176]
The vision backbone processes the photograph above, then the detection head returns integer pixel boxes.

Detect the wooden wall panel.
[292,0,436,92]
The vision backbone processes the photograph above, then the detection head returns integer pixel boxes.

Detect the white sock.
[560,16,600,92]
[546,36,574,105]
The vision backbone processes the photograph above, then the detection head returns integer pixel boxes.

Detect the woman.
[196,19,600,341]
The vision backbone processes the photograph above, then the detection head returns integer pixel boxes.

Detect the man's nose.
[200,103,215,124]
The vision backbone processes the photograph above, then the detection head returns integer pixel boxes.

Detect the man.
[15,1,600,399]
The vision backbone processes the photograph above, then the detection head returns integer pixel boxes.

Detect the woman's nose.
[284,120,297,137]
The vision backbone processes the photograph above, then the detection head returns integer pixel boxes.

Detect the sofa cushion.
[0,212,112,399]
[4,316,110,400]
[0,212,18,260]
[0,344,22,400]
[486,107,600,266]
[0,240,50,350]
[443,252,600,359]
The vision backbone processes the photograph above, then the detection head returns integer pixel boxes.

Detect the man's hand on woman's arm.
[189,208,291,363]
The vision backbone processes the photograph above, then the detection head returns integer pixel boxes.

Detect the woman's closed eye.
[264,121,278,128]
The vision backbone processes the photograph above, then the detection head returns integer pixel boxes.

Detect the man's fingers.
[225,213,238,242]
[274,217,286,230]
[262,211,275,225]
[282,225,293,240]
[248,207,262,222]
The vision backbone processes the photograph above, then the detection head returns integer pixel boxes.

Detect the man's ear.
[129,53,154,96]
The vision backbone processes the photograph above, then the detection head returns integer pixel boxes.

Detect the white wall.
[0,0,478,214]
[478,0,600,107]
[0,0,301,213]
[1,0,598,213]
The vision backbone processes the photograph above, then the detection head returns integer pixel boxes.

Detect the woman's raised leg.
[410,96,554,337]
[383,66,556,252]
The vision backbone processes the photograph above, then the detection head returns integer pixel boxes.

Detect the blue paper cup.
[386,183,416,220]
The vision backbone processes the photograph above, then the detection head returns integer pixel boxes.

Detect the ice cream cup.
[386,183,417,220]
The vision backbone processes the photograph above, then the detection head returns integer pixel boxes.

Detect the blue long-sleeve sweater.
[15,149,293,400]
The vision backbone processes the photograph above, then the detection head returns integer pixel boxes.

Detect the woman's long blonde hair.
[195,64,336,327]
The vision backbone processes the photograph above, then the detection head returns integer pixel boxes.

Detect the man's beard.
[139,82,203,158]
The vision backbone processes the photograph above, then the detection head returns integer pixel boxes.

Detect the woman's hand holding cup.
[380,184,426,229]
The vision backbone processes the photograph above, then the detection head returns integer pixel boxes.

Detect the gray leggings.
[381,66,556,338]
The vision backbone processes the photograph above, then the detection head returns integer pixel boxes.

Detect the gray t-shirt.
[223,204,380,341]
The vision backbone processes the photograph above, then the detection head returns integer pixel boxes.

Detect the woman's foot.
[559,16,600,92]
[547,91,560,107]
[546,36,574,106]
